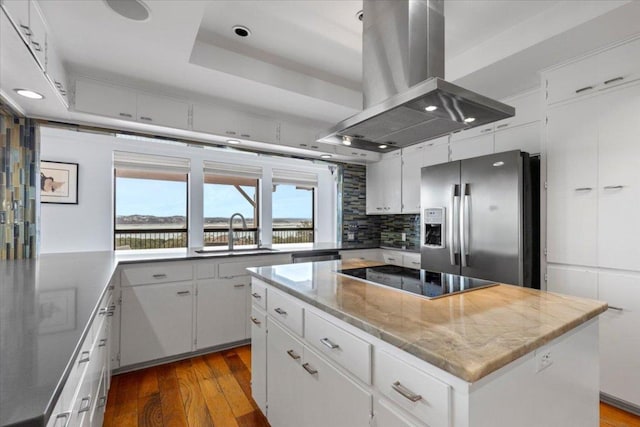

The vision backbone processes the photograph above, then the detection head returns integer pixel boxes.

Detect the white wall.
[40,127,337,253]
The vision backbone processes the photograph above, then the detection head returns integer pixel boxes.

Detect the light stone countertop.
[247,259,608,383]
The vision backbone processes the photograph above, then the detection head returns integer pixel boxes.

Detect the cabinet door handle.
[320,338,339,349]
[139,116,153,122]
[411,261,420,266]
[251,292,262,299]
[152,273,167,279]
[480,127,492,133]
[575,86,593,94]
[78,396,92,413]
[119,112,133,118]
[392,381,423,402]
[53,412,71,427]
[250,316,261,325]
[376,207,383,211]
[233,284,245,288]
[19,24,32,36]
[608,306,623,311]
[98,338,108,347]
[274,307,287,316]
[387,257,396,261]
[496,123,509,129]
[78,351,90,364]
[176,291,190,296]
[574,187,593,192]
[97,396,107,408]
[302,363,318,375]
[287,349,300,360]
[604,76,624,85]
[31,41,42,51]
[603,185,624,190]
[99,307,108,315]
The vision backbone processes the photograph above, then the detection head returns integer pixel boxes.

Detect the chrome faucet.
[228,213,247,251]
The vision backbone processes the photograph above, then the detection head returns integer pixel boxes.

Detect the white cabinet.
[422,137,450,167]
[546,96,599,266]
[137,93,190,129]
[374,398,425,427]
[339,248,383,262]
[401,143,426,213]
[196,278,248,349]
[120,281,194,366]
[366,151,402,214]
[45,42,69,105]
[450,132,494,161]
[596,85,640,271]
[382,250,404,266]
[1,0,30,43]
[192,104,278,143]
[546,265,598,299]
[494,121,540,155]
[75,79,137,121]
[402,252,421,269]
[27,0,45,68]
[250,307,267,415]
[598,271,640,407]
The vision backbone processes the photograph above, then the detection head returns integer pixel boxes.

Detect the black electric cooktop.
[337,264,497,299]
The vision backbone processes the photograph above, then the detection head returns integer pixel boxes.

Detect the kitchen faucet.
[228,213,247,251]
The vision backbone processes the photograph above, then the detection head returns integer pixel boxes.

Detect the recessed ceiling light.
[464,117,476,123]
[104,0,150,22]
[14,89,44,99]
[226,139,241,145]
[378,144,387,149]
[356,10,363,21]
[425,105,438,112]
[342,136,352,146]
[320,154,332,159]
[232,25,251,38]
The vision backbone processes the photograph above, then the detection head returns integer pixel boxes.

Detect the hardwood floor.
[104,345,640,427]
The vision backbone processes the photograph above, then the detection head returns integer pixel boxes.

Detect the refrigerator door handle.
[450,184,459,265]
[460,184,469,267]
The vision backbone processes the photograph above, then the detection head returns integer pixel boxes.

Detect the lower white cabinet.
[120,281,194,366]
[266,320,372,427]
[250,307,267,415]
[196,278,248,349]
[374,398,425,427]
[598,271,640,407]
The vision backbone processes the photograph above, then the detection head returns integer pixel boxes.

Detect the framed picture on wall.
[40,160,79,204]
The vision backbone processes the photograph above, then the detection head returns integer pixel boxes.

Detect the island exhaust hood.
[319,0,515,152]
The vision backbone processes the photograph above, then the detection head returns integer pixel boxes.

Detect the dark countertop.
[0,242,391,427]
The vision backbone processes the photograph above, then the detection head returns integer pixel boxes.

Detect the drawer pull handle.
[97,396,107,408]
[98,338,107,347]
[99,307,108,315]
[496,123,509,129]
[54,412,71,427]
[387,258,396,261]
[19,24,32,36]
[608,306,623,311]
[302,363,318,375]
[251,292,262,299]
[392,381,423,402]
[139,116,153,122]
[78,396,92,413]
[119,112,133,118]
[176,291,190,296]
[604,76,624,85]
[250,316,261,325]
[234,284,246,288]
[287,349,300,360]
[480,128,492,133]
[274,307,287,316]
[78,351,90,364]
[411,261,420,265]
[152,273,167,279]
[320,338,340,349]
[574,187,593,192]
[575,86,593,94]
[32,41,42,52]
[604,185,624,190]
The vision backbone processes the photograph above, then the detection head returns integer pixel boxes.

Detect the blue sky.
[116,178,312,219]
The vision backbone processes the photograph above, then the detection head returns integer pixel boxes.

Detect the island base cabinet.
[250,308,267,415]
[120,281,194,367]
[266,320,373,427]
[598,271,640,408]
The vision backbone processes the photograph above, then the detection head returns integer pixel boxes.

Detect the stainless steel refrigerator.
[420,150,539,288]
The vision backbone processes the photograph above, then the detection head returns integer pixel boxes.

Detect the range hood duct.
[319,0,514,152]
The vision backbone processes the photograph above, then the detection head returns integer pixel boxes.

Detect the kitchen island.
[247,259,608,427]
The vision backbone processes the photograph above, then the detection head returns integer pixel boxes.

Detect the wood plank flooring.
[104,344,640,427]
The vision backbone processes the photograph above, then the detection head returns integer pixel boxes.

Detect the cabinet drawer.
[374,349,450,427]
[402,253,421,269]
[267,288,304,337]
[304,310,372,384]
[374,398,426,427]
[219,254,291,278]
[382,251,403,266]
[250,279,267,310]
[121,262,193,286]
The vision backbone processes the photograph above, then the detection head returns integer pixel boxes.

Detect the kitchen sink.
[195,247,279,256]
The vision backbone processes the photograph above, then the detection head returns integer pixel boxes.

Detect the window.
[114,152,189,250]
[272,169,316,244]
[203,161,262,247]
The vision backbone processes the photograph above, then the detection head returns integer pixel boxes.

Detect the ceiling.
[2,0,640,161]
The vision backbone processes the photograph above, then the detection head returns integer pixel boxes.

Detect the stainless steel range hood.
[319,0,514,152]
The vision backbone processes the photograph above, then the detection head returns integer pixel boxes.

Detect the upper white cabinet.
[422,137,450,167]
[1,0,30,43]
[450,132,494,161]
[137,93,189,129]
[546,37,640,105]
[192,104,278,143]
[493,90,540,131]
[75,78,190,129]
[400,143,425,213]
[366,151,402,214]
[545,96,599,266]
[494,121,540,155]
[27,0,46,68]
